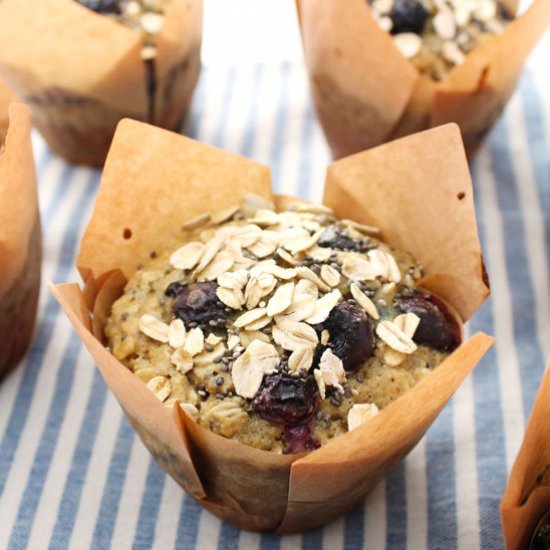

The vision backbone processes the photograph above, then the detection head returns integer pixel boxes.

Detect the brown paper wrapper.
[296,0,550,159]
[0,103,41,379]
[0,0,203,166]
[50,119,493,532]
[0,79,16,143]
[501,363,550,550]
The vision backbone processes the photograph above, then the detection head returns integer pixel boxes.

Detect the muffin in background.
[0,0,203,166]
[296,0,550,158]
[0,103,41,379]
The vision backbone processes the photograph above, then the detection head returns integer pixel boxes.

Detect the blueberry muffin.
[105,198,460,454]
[0,0,202,165]
[368,0,512,80]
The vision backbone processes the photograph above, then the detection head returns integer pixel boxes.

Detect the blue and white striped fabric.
[1,52,550,549]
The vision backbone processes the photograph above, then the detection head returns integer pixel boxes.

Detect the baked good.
[0,0,202,166]
[0,103,41,379]
[105,198,461,453]
[51,119,492,532]
[296,0,550,158]
[501,362,550,550]
[368,0,511,80]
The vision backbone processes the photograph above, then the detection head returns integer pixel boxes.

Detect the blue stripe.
[343,501,364,549]
[385,462,408,549]
[7,334,83,549]
[488,112,546,415]
[426,404,457,549]
[239,63,264,158]
[0,169,98,498]
[48,369,108,550]
[210,66,237,149]
[297,99,315,200]
[90,417,136,548]
[301,527,323,549]
[131,459,167,550]
[469,157,507,550]
[260,531,281,550]
[175,496,202,549]
[216,522,241,550]
[269,62,291,194]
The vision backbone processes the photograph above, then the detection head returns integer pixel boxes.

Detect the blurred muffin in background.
[0,0,203,166]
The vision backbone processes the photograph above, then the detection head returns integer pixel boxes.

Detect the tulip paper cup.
[0,78,16,143]
[296,0,550,159]
[0,103,41,379]
[0,0,203,166]
[501,363,550,550]
[50,119,493,532]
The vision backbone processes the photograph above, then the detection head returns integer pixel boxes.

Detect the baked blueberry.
[395,292,459,351]
[282,423,321,454]
[251,373,319,427]
[77,0,122,14]
[323,302,375,371]
[170,282,227,327]
[389,0,428,35]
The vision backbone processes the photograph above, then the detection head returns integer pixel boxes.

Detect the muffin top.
[76,1,168,59]
[367,0,511,80]
[105,196,460,454]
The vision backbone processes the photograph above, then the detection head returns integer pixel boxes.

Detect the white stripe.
[214,68,250,154]
[322,514,345,550]
[194,502,223,549]
[278,66,309,197]
[249,66,287,167]
[406,438,428,550]
[109,442,152,550]
[25,347,94,549]
[237,530,260,550]
[364,479,387,549]
[475,148,525,467]
[152,478,185,549]
[506,92,550,361]
[67,398,129,550]
[453,323,481,550]
[280,533,303,550]
[194,66,235,145]
[308,118,331,205]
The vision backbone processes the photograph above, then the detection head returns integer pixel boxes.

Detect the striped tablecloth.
[1,35,550,550]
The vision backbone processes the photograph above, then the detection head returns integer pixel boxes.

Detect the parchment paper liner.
[50,119,493,532]
[0,79,16,143]
[296,0,550,159]
[0,0,203,166]
[0,103,41,379]
[501,363,550,549]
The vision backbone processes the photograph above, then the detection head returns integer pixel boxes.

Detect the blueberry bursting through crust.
[106,199,463,454]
